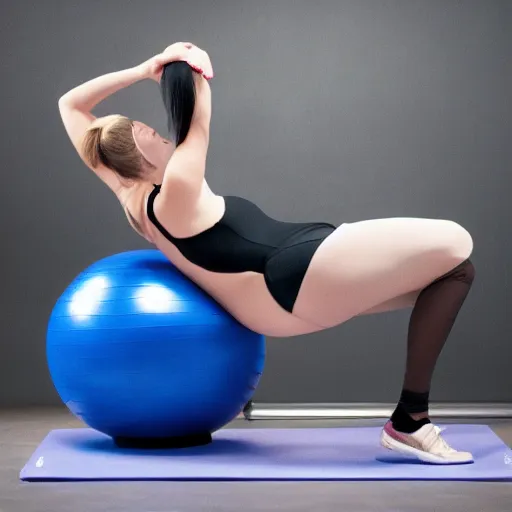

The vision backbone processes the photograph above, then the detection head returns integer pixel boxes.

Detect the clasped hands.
[140,42,214,83]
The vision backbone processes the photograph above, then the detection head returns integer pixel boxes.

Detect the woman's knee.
[438,220,474,264]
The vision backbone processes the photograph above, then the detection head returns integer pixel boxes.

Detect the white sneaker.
[380,421,474,464]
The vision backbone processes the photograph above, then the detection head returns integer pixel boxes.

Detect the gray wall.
[1,0,510,407]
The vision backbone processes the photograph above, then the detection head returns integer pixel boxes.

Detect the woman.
[58,42,475,465]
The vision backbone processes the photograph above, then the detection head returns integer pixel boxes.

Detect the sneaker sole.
[380,429,474,465]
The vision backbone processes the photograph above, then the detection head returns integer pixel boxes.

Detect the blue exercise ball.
[47,250,265,448]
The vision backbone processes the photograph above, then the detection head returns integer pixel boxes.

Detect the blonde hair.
[81,115,155,180]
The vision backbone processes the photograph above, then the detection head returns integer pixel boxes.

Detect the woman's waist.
[160,220,335,274]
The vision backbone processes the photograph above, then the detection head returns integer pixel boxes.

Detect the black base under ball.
[114,432,213,450]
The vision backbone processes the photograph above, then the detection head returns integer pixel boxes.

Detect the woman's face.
[131,120,174,171]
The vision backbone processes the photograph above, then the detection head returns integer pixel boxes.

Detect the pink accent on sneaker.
[383,421,424,451]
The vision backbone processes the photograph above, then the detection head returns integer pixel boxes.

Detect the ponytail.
[81,126,104,168]
[160,61,197,147]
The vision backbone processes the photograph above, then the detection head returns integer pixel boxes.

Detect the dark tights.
[392,259,476,433]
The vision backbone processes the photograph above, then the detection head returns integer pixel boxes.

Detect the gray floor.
[1,408,511,512]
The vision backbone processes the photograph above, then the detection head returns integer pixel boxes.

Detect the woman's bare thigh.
[292,217,473,328]
[357,289,420,316]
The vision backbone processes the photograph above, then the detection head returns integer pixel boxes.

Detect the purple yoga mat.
[20,425,512,482]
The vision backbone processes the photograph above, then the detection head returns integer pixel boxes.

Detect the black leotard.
[147,184,335,313]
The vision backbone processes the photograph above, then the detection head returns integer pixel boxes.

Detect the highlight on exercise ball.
[47,250,266,449]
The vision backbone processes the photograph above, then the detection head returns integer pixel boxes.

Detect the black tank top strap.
[146,183,176,242]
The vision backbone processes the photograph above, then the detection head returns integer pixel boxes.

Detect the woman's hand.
[140,42,214,83]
